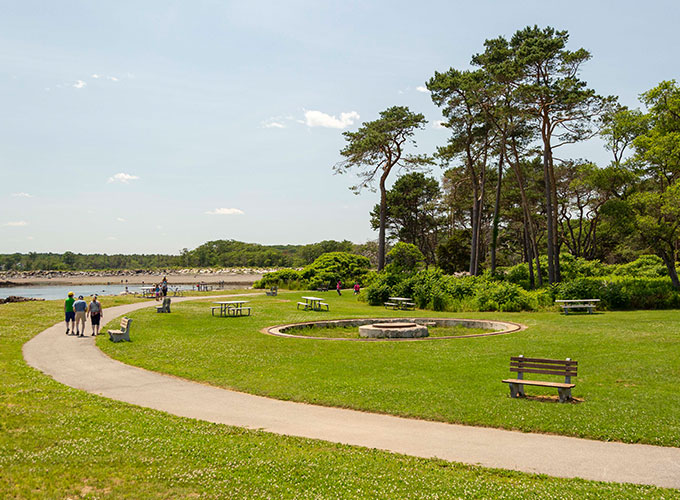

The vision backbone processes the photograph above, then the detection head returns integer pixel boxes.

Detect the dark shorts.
[91,312,101,326]
[65,311,75,322]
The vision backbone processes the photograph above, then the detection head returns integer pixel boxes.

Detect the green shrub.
[254,268,304,288]
[555,276,680,309]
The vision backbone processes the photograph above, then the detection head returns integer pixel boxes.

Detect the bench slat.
[511,362,578,372]
[510,357,577,365]
[510,367,578,377]
[502,379,575,389]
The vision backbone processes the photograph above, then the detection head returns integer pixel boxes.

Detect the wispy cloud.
[116,217,126,222]
[416,86,430,93]
[304,110,360,129]
[106,236,117,240]
[264,121,285,129]
[205,208,245,215]
[107,172,140,183]
[107,76,119,82]
[91,74,101,79]
[73,80,87,89]
[4,221,28,227]
[433,120,447,129]
[11,192,33,198]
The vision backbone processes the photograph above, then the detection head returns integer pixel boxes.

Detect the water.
[0,284,197,301]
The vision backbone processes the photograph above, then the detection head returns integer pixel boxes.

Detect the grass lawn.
[2,299,674,497]
[98,291,680,447]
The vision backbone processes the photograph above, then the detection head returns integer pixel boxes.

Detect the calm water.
[0,284,202,300]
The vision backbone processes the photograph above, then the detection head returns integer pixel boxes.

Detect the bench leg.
[509,383,518,398]
[558,388,572,403]
[517,383,525,397]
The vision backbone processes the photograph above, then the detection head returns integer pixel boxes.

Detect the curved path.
[23,297,680,489]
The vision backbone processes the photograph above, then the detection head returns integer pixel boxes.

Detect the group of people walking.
[64,291,103,337]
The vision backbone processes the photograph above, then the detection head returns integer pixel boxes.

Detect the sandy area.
[0,272,265,287]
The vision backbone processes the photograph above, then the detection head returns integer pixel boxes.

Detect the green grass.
[3,298,674,497]
[98,291,680,447]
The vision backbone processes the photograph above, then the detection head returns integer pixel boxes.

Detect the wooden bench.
[229,307,251,317]
[555,299,600,314]
[297,302,308,310]
[317,285,330,292]
[384,302,398,309]
[108,317,132,342]
[266,286,278,296]
[502,356,577,403]
[156,297,171,313]
[318,302,329,311]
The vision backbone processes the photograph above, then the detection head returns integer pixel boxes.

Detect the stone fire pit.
[358,321,429,339]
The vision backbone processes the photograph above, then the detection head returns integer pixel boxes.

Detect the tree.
[497,26,612,283]
[335,106,431,270]
[385,242,425,274]
[428,69,492,275]
[369,172,443,264]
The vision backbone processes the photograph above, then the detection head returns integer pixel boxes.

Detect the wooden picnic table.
[385,297,416,310]
[555,299,601,314]
[140,286,156,299]
[298,296,329,311]
[211,300,251,317]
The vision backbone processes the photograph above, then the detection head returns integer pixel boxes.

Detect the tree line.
[0,240,379,272]
[336,25,680,289]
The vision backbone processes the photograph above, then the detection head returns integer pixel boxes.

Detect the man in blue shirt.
[73,295,88,337]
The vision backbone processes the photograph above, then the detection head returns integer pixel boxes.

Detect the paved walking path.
[22,296,680,489]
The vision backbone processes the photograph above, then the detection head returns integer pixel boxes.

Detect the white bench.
[555,299,600,314]
[108,317,132,342]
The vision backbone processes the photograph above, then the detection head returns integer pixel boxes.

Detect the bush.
[254,268,303,288]
[555,276,680,309]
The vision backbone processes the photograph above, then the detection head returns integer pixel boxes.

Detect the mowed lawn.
[3,299,675,498]
[99,291,680,447]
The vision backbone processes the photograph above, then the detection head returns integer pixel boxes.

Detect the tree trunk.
[542,134,556,284]
[490,146,504,274]
[378,177,387,271]
[661,250,680,289]
[469,190,479,275]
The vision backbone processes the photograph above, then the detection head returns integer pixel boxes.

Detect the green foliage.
[254,268,303,289]
[385,242,424,274]
[435,230,471,274]
[556,276,680,309]
[611,254,667,277]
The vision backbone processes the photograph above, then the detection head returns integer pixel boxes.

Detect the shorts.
[75,311,86,323]
[65,311,75,322]
[91,312,101,326]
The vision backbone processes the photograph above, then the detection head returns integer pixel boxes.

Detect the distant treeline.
[0,239,378,271]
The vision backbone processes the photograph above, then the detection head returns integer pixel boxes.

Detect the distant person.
[87,295,103,336]
[73,295,88,336]
[336,280,342,296]
[64,291,76,335]
[353,282,360,295]
[154,284,161,301]
[161,281,168,297]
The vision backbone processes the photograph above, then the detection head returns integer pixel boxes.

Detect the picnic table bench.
[297,296,329,311]
[502,355,577,403]
[211,301,251,317]
[108,317,133,342]
[555,299,600,314]
[385,297,416,310]
[266,286,278,296]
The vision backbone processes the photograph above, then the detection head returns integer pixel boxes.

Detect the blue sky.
[1,0,679,254]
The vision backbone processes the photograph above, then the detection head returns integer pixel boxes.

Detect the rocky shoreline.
[0,268,274,287]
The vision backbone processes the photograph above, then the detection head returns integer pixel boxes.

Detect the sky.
[1,0,679,254]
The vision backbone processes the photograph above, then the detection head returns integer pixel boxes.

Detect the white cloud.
[73,80,87,89]
[106,236,117,240]
[26,236,34,240]
[116,217,126,222]
[263,121,285,129]
[433,120,447,129]
[304,110,360,129]
[4,221,28,227]
[205,208,245,215]
[107,172,140,183]
[11,192,33,198]
[107,76,119,82]
[91,74,101,79]
[416,86,430,93]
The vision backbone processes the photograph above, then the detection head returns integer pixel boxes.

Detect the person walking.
[353,282,360,295]
[87,295,103,336]
[336,280,342,296]
[64,291,76,335]
[73,295,88,336]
